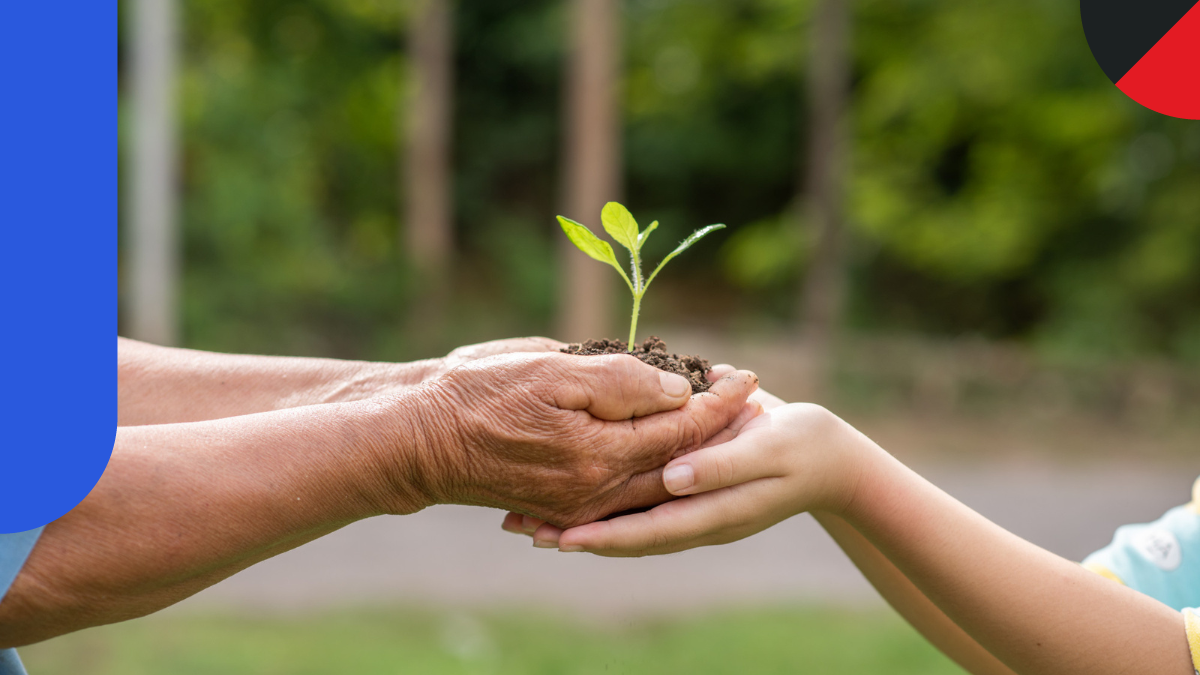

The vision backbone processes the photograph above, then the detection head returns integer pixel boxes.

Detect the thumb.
[552,353,693,420]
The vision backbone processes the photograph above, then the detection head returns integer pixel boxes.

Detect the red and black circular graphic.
[1081,0,1200,119]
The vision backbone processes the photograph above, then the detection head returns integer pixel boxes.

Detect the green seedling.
[558,202,725,351]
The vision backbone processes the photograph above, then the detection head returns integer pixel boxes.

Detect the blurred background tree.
[117,0,1200,370]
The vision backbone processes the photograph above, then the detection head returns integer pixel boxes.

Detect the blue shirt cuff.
[0,527,44,602]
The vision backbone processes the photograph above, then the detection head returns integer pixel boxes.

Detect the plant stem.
[628,293,642,351]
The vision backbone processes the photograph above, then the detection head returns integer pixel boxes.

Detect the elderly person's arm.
[0,352,758,648]
[117,336,564,426]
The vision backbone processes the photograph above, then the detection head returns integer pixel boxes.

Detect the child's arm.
[839,447,1190,675]
[814,512,1016,675]
[723,389,1015,673]
[549,403,1194,675]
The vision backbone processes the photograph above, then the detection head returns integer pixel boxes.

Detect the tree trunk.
[405,0,454,276]
[557,0,621,343]
[797,0,851,399]
[129,0,180,346]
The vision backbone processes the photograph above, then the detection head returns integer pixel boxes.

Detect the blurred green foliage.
[117,0,1200,362]
[22,607,963,675]
[173,0,413,357]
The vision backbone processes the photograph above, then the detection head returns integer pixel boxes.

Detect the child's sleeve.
[0,527,42,675]
[1083,477,1200,673]
[1185,608,1200,675]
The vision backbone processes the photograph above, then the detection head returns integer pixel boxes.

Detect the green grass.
[19,606,965,675]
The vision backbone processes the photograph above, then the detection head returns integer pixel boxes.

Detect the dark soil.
[560,336,712,394]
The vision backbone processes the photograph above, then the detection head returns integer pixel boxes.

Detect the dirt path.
[171,458,1195,619]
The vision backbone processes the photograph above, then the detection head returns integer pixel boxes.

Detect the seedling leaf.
[637,220,659,250]
[557,216,634,292]
[601,202,640,253]
[557,204,724,351]
[645,224,725,288]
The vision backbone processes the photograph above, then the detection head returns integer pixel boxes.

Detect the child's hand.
[541,401,874,556]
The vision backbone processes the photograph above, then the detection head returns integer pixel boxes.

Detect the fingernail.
[520,515,539,534]
[533,539,557,549]
[559,545,584,553]
[707,364,735,382]
[660,371,690,398]
[663,464,694,493]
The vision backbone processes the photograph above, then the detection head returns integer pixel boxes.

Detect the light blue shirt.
[1083,501,1200,611]
[0,528,43,675]
[1082,477,1200,673]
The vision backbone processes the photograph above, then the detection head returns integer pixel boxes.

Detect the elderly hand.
[499,364,785,542]
[346,337,571,399]
[381,352,759,528]
[437,337,567,373]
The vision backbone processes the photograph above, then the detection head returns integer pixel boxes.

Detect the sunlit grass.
[20,606,964,675]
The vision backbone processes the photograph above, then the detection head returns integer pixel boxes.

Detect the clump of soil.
[561,336,712,394]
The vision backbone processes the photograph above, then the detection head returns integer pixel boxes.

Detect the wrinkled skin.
[499,363,773,539]
[437,336,568,375]
[407,351,760,528]
[115,336,571,427]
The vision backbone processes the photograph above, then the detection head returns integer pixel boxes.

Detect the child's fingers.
[556,487,761,556]
[662,424,781,496]
[699,400,764,449]
[501,511,526,534]
[500,512,546,537]
[531,522,563,548]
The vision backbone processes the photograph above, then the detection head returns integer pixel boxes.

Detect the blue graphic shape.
[0,3,115,533]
